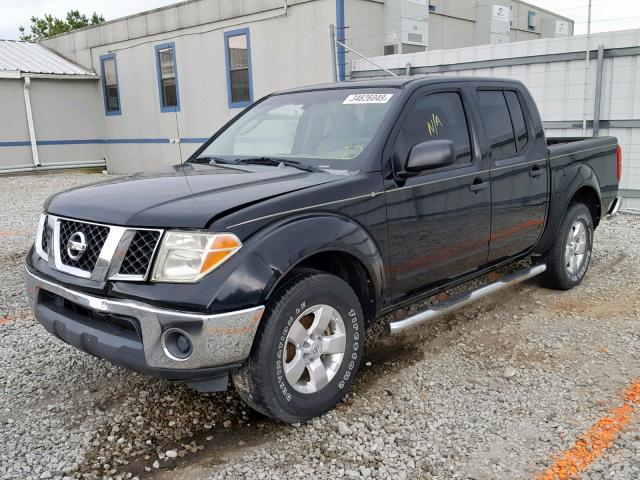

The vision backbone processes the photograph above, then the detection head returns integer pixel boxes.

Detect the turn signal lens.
[201,248,236,273]
[151,231,242,283]
[616,145,622,183]
[213,235,240,249]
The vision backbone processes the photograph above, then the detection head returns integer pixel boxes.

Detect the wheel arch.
[534,164,601,255]
[274,250,377,328]
[246,213,385,328]
[568,185,601,228]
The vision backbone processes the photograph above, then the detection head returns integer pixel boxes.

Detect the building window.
[224,28,253,108]
[528,11,536,30]
[429,3,436,12]
[100,54,121,115]
[155,43,180,112]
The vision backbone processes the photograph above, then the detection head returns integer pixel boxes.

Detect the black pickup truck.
[25,77,621,423]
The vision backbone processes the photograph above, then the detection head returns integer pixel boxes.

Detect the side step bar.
[388,264,547,335]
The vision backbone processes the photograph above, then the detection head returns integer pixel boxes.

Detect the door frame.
[380,83,494,302]
[473,84,550,261]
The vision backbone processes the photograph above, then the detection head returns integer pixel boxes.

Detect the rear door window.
[504,91,529,152]
[477,91,517,161]
[402,92,473,166]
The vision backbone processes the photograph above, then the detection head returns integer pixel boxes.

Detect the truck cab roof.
[274,76,526,95]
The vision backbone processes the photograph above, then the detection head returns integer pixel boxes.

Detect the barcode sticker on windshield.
[343,93,393,104]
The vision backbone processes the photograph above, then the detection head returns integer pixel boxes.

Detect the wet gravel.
[1,171,639,480]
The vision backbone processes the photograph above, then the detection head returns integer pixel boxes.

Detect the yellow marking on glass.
[426,113,444,136]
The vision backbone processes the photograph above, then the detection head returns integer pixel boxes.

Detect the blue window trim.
[528,11,536,30]
[336,0,346,81]
[99,53,121,116]
[223,27,254,109]
[154,42,181,113]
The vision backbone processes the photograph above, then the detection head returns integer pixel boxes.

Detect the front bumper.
[25,267,264,381]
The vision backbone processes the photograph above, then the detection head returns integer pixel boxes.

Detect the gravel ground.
[1,171,639,480]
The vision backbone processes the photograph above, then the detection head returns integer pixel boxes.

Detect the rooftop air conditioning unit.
[384,0,429,55]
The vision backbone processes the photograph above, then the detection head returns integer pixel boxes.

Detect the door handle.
[469,179,489,192]
[529,166,544,177]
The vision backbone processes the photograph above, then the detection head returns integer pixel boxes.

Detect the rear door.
[476,88,549,262]
[384,85,492,303]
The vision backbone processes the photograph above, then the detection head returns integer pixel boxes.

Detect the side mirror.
[404,139,455,174]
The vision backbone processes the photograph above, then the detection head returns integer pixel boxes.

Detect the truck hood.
[45,164,342,228]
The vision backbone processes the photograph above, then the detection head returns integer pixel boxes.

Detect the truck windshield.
[195,88,399,168]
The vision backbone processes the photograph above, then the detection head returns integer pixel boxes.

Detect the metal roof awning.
[0,40,97,79]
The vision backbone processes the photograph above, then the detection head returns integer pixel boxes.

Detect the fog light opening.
[161,328,193,361]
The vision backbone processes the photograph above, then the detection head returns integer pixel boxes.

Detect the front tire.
[232,272,365,423]
[541,202,593,290]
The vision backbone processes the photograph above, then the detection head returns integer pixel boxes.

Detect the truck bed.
[546,135,619,217]
[546,136,597,146]
[546,135,617,161]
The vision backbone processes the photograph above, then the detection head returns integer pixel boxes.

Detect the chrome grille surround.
[36,214,163,282]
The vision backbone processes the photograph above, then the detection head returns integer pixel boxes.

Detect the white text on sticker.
[343,93,393,104]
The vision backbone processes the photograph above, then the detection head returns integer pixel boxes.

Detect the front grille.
[59,220,110,272]
[119,230,161,277]
[41,215,163,281]
[41,222,49,254]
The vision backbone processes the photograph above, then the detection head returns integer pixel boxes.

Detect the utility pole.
[582,0,592,134]
[329,24,338,82]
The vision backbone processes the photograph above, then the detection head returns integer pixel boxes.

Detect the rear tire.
[541,202,593,290]
[232,272,365,423]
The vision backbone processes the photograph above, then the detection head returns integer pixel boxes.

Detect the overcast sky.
[532,0,640,35]
[1,0,638,40]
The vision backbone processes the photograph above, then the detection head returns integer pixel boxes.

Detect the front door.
[476,89,549,262]
[384,87,492,303]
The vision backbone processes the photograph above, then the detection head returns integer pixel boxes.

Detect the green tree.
[19,10,105,41]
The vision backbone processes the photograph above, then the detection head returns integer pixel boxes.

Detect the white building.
[383,0,573,55]
[0,41,105,173]
[31,0,346,172]
[0,0,570,174]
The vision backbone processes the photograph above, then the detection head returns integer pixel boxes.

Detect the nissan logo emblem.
[67,231,88,260]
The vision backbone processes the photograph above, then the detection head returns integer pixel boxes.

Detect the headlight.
[151,231,242,283]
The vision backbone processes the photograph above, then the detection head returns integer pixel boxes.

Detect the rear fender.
[534,163,601,255]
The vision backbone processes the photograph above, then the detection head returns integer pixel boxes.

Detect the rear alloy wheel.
[232,272,365,423]
[564,219,588,277]
[541,202,593,290]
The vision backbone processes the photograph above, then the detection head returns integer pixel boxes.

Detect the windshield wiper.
[234,157,319,172]
[190,155,235,165]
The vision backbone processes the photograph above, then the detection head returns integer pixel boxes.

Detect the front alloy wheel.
[283,304,347,394]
